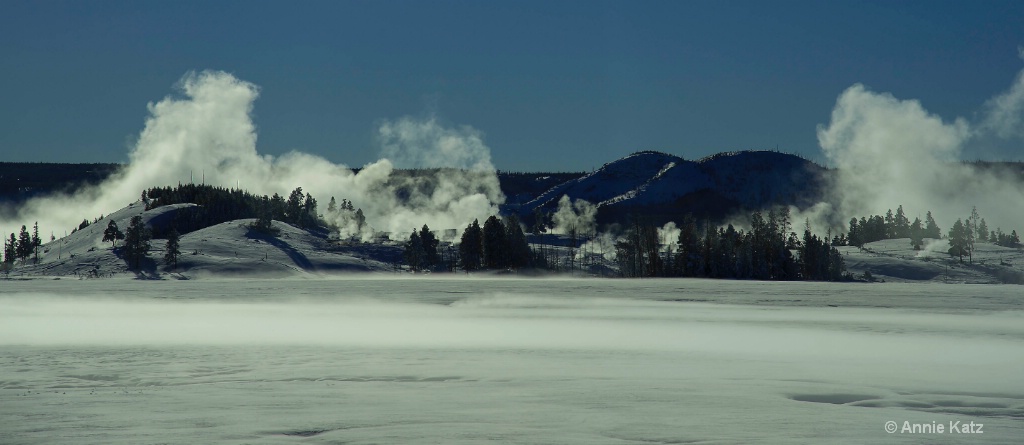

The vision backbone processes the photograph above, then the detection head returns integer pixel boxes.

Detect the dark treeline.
[402,214,538,273]
[143,184,328,237]
[401,207,848,281]
[0,162,121,202]
[616,208,847,281]
[844,205,1020,263]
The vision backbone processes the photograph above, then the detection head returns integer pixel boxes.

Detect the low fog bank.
[2,293,1022,367]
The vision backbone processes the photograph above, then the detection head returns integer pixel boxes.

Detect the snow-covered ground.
[9,202,397,279]
[840,238,1024,284]
[2,278,1022,444]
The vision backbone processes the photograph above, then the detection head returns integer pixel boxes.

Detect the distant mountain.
[518,150,828,225]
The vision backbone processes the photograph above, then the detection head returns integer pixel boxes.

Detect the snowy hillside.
[839,238,1024,284]
[6,202,397,279]
[521,150,825,223]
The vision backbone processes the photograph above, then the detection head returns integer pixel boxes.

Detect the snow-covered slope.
[6,202,397,279]
[521,150,825,222]
[839,238,1024,284]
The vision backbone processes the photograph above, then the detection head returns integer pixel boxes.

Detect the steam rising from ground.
[815,60,1024,232]
[551,196,597,235]
[0,71,502,239]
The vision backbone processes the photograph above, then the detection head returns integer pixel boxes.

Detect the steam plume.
[814,60,1024,232]
[0,71,503,240]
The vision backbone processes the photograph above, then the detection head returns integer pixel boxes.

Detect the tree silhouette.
[459,219,483,272]
[164,228,181,269]
[102,220,124,248]
[123,216,152,270]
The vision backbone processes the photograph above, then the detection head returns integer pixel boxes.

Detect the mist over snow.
[814,59,1024,232]
[2,279,1024,443]
[0,71,503,240]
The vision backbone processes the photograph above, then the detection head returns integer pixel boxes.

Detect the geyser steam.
[0,71,503,239]
[813,60,1024,232]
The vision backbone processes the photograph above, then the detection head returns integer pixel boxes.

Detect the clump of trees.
[2,223,41,264]
[616,208,847,281]
[847,205,940,247]
[403,214,535,273]
[144,184,334,237]
[403,225,440,272]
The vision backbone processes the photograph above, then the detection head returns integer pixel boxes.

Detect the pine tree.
[286,187,305,225]
[977,218,989,243]
[164,228,181,269]
[966,207,978,263]
[482,215,508,269]
[302,193,318,228]
[102,220,125,248]
[884,209,895,239]
[30,222,40,263]
[403,230,425,271]
[17,225,32,261]
[504,214,531,269]
[676,214,700,276]
[847,217,862,247]
[123,216,152,270]
[459,219,483,272]
[3,233,15,264]
[419,225,439,270]
[250,195,274,233]
[947,219,968,263]
[894,205,910,238]
[909,217,923,250]
[924,211,941,239]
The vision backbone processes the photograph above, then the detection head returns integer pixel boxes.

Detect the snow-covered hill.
[5,202,398,279]
[839,238,1024,284]
[521,150,825,223]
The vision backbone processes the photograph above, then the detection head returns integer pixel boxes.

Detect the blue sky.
[2,0,1023,171]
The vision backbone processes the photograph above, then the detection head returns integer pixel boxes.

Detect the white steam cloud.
[0,71,502,240]
[551,195,597,235]
[815,60,1024,232]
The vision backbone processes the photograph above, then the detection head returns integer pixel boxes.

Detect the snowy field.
[2,277,1023,444]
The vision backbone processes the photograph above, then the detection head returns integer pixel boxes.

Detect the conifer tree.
[286,187,305,225]
[847,217,862,247]
[164,228,181,269]
[482,215,508,269]
[947,219,968,263]
[102,220,124,248]
[894,205,910,238]
[31,222,40,263]
[419,225,439,270]
[977,218,989,243]
[17,225,32,261]
[909,217,923,250]
[504,214,531,269]
[459,219,483,272]
[924,211,941,239]
[123,216,152,270]
[403,230,425,271]
[3,233,15,264]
